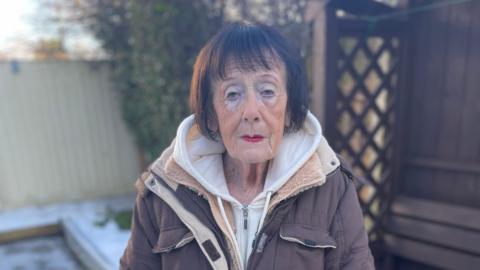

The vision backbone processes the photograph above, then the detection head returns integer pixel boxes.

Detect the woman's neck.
[223,153,269,205]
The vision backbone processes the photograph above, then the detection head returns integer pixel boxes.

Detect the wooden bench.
[385,196,480,269]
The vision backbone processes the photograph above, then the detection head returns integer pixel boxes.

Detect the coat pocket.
[279,223,337,249]
[152,227,195,253]
[273,224,337,270]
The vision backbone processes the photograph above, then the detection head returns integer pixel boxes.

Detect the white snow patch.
[0,194,135,269]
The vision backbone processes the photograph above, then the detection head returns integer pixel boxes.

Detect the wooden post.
[305,0,336,126]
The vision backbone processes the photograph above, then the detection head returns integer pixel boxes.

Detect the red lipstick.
[241,135,264,143]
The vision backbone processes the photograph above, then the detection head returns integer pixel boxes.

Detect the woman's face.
[212,59,288,164]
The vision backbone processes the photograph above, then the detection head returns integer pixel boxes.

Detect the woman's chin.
[236,150,274,165]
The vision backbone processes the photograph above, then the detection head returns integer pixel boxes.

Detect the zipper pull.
[242,205,248,230]
[340,165,354,180]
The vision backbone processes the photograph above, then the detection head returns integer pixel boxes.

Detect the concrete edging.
[61,218,114,270]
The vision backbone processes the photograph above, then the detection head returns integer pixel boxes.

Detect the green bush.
[104,1,224,162]
[81,0,308,164]
[113,209,133,230]
[94,208,133,230]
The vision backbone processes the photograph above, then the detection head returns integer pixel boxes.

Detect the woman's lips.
[241,135,264,143]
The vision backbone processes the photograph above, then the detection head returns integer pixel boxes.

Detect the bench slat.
[385,234,480,269]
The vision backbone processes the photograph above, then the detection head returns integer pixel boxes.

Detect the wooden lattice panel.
[334,33,400,241]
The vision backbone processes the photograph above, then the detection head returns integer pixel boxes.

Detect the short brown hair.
[190,22,309,140]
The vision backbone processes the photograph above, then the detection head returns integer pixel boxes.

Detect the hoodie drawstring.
[216,195,243,268]
[256,191,273,235]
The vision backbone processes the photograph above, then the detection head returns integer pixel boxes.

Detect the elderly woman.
[120,22,374,270]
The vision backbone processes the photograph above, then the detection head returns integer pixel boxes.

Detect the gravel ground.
[0,236,85,270]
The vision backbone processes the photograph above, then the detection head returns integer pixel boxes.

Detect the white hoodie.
[172,111,328,268]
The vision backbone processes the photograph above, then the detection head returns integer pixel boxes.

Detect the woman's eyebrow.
[219,78,239,90]
[222,76,236,82]
[259,73,280,82]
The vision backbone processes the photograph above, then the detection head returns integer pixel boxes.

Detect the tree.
[125,0,225,162]
[32,38,68,60]
[40,0,309,165]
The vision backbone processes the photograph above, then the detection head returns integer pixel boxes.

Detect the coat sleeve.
[333,176,375,270]
[119,194,162,269]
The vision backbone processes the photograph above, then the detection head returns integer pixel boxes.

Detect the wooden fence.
[385,1,480,268]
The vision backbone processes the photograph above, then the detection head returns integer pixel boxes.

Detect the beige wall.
[0,61,140,209]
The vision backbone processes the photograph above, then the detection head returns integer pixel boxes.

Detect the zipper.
[242,205,248,230]
[339,165,353,180]
[242,205,249,268]
[246,204,282,270]
[246,187,317,270]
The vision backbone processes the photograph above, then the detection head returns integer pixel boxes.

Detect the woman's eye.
[225,89,241,101]
[259,83,277,99]
[261,89,275,98]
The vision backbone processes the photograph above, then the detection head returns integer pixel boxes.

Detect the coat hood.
[169,111,337,207]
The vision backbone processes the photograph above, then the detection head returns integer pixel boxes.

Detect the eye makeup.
[223,85,244,109]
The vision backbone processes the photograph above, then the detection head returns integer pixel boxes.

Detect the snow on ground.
[0,235,85,270]
[0,194,135,269]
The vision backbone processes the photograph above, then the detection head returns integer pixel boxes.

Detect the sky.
[0,0,102,60]
[0,0,36,50]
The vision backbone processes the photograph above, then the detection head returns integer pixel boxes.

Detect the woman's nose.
[242,93,260,122]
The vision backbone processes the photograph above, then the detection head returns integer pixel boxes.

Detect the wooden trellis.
[324,19,404,243]
[314,1,480,268]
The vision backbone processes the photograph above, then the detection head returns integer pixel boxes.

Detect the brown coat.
[120,148,375,270]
